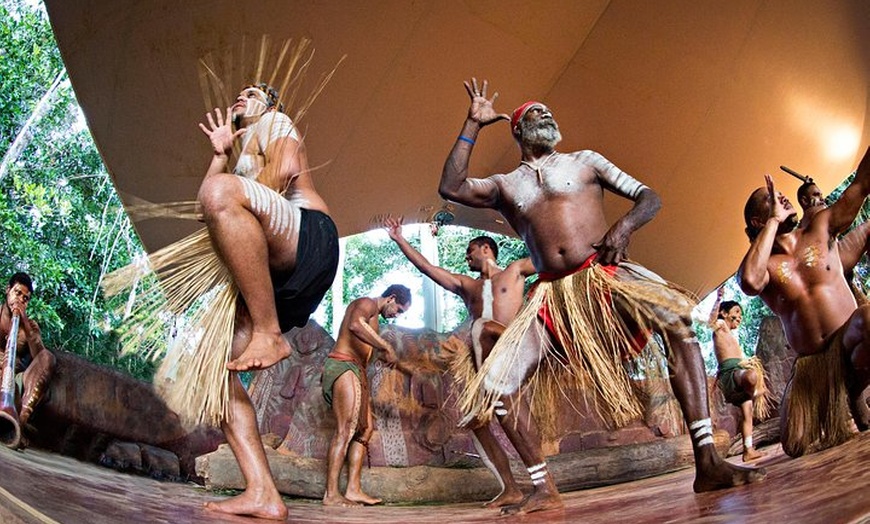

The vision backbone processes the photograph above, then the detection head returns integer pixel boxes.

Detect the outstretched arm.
[385,216,465,294]
[438,78,509,208]
[708,287,725,327]
[738,175,786,295]
[826,147,870,236]
[839,220,870,275]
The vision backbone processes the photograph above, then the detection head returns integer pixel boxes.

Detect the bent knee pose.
[739,148,870,457]
[322,285,413,507]
[386,217,550,510]
[440,79,763,513]
[708,287,770,462]
[0,272,56,442]
[198,83,338,520]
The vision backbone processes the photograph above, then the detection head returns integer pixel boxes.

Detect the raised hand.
[764,174,790,224]
[198,107,245,156]
[384,215,404,241]
[463,78,510,127]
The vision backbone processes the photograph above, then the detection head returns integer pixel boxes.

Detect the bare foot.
[204,490,287,520]
[322,494,361,507]
[345,490,383,505]
[742,448,765,462]
[484,486,524,508]
[693,455,766,492]
[500,489,563,515]
[227,332,292,371]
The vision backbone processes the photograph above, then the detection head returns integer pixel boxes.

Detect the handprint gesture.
[463,78,510,127]
[198,107,245,156]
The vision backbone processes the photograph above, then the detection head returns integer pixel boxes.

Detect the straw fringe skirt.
[741,356,772,421]
[781,335,855,457]
[103,228,238,428]
[459,261,696,431]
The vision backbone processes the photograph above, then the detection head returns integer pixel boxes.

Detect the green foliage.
[0,0,153,380]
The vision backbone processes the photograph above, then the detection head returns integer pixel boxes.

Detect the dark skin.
[385,216,532,508]
[0,281,55,427]
[439,78,763,509]
[323,294,409,508]
[739,149,870,446]
[708,288,763,462]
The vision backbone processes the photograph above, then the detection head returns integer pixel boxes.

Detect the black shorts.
[272,209,339,332]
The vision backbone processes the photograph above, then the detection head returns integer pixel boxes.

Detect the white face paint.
[240,88,270,118]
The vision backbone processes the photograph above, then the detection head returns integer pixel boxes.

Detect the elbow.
[640,188,662,215]
[736,272,762,296]
[438,184,456,202]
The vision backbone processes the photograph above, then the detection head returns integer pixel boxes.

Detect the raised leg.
[19,350,55,426]
[199,174,297,371]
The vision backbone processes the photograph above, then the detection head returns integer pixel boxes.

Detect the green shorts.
[717,358,751,406]
[321,357,361,408]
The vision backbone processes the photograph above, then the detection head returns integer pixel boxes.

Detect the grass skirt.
[459,261,696,432]
[781,336,854,457]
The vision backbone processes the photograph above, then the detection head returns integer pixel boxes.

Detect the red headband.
[511,100,542,130]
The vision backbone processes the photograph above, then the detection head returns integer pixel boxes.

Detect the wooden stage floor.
[2,432,869,524]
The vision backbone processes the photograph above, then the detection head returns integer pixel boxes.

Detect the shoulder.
[505,258,534,278]
[348,297,377,313]
[712,319,728,332]
[257,112,299,144]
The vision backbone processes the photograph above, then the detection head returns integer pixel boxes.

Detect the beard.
[519,118,562,149]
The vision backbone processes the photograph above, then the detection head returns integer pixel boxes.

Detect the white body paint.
[233,111,305,241]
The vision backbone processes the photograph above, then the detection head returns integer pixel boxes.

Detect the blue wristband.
[458,135,476,145]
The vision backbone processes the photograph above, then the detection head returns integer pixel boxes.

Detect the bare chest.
[502,158,595,214]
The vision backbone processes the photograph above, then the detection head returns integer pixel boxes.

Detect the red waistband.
[327,351,365,367]
[537,253,617,281]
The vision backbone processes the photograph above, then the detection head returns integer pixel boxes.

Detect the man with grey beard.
[439,78,764,515]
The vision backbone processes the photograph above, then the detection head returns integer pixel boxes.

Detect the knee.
[357,425,374,442]
[740,369,758,390]
[480,322,502,342]
[333,422,356,444]
[33,350,55,375]
[198,175,240,218]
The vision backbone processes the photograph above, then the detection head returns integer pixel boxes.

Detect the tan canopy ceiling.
[44,0,869,295]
